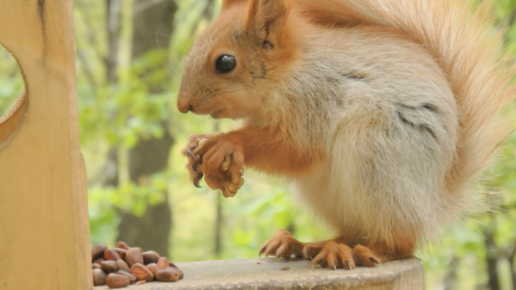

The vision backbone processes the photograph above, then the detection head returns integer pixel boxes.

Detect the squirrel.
[176,0,515,269]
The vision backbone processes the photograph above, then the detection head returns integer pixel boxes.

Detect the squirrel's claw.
[186,148,196,158]
[192,165,203,188]
[182,137,207,188]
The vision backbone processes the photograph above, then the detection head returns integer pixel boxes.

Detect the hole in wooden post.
[0,44,27,145]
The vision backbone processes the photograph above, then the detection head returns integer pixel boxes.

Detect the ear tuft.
[260,0,289,23]
[246,0,290,45]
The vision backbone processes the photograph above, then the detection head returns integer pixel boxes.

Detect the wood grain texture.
[94,258,425,290]
[0,0,91,289]
[0,90,27,145]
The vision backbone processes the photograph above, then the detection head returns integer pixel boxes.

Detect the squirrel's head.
[177,0,296,120]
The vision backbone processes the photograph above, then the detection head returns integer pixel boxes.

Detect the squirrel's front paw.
[181,133,218,188]
[182,133,245,197]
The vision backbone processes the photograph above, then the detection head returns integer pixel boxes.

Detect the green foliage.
[0,48,23,117]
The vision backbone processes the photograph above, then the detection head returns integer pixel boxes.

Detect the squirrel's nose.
[177,97,193,114]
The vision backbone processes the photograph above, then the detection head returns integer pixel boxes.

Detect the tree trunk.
[116,0,177,257]
[484,217,500,290]
[202,0,216,21]
[442,255,458,290]
[509,248,516,290]
[105,0,121,84]
[214,193,223,257]
[100,0,122,189]
[212,118,224,256]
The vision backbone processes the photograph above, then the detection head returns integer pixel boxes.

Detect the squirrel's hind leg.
[259,229,397,270]
[304,240,415,269]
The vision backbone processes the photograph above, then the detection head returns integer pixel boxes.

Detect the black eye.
[215,55,236,74]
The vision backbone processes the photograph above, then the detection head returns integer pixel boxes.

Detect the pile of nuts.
[92,241,184,288]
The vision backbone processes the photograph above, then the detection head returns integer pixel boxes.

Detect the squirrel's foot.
[304,241,380,270]
[187,133,245,197]
[259,229,304,260]
[259,230,382,269]
[304,241,356,270]
[353,244,381,267]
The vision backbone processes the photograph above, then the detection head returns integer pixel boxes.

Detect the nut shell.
[116,259,130,272]
[143,251,161,264]
[92,269,106,286]
[113,247,127,260]
[106,273,130,289]
[156,267,181,282]
[125,248,144,267]
[92,243,108,262]
[104,248,121,261]
[93,258,104,265]
[146,263,158,277]
[101,260,119,273]
[117,270,137,284]
[130,263,154,282]
[168,263,184,279]
[157,257,169,270]
[116,241,130,250]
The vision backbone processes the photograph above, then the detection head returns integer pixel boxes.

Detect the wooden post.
[0,0,91,289]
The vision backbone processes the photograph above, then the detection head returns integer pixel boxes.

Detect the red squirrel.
[176,0,515,269]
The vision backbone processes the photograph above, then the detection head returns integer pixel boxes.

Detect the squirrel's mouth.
[209,109,226,119]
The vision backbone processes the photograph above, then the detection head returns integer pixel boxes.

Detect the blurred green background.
[1,0,516,289]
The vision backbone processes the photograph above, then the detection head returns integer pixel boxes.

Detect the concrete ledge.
[93,258,424,290]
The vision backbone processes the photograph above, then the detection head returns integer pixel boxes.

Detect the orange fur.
[296,0,368,27]
[225,126,324,176]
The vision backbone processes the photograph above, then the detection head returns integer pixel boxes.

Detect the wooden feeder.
[0,1,424,289]
[0,0,91,289]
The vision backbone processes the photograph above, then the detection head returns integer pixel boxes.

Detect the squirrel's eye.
[215,55,236,74]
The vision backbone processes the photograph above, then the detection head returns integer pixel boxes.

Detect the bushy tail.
[333,0,515,207]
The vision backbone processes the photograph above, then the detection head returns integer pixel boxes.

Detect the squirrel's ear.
[246,0,291,48]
